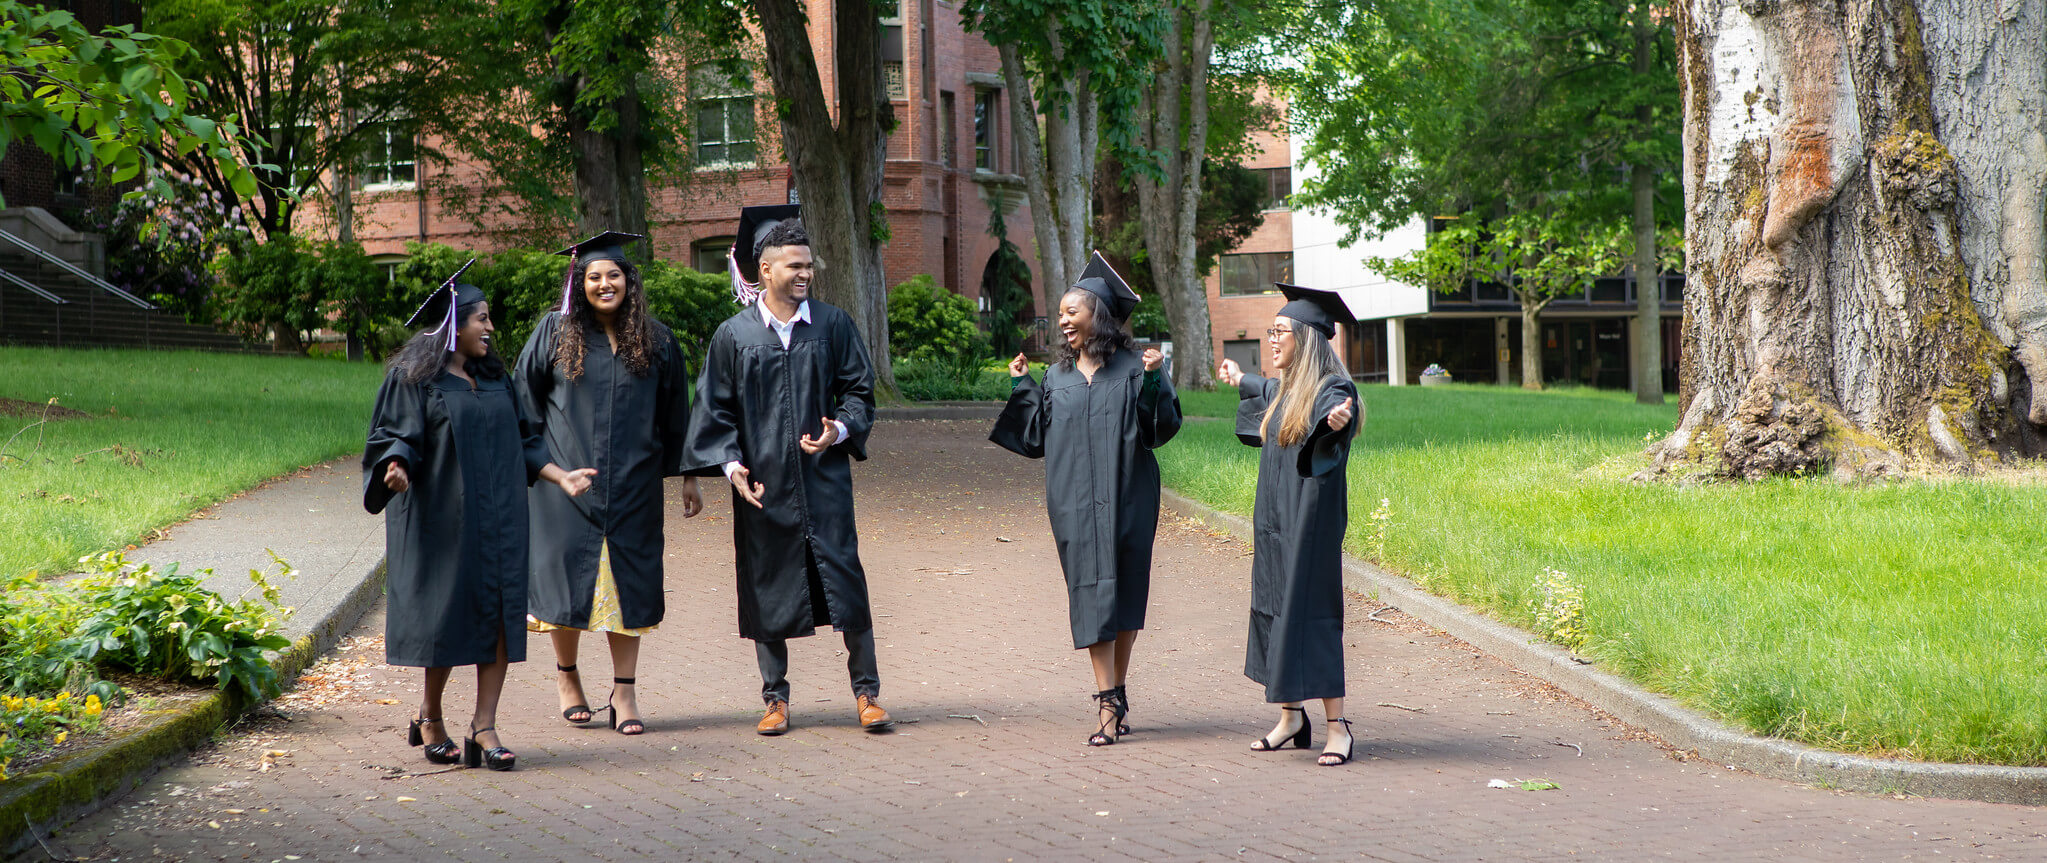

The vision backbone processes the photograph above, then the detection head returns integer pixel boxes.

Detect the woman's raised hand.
[1142,347,1163,372]
[1217,358,1243,387]
[1326,397,1355,431]
[1008,353,1029,377]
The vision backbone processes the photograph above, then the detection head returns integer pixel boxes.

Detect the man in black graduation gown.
[683,208,892,735]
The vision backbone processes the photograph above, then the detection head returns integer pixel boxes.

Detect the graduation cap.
[1071,251,1140,321]
[1275,282,1357,338]
[727,204,801,306]
[405,259,481,352]
[553,231,645,314]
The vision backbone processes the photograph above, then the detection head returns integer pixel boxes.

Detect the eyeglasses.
[1265,327,1294,340]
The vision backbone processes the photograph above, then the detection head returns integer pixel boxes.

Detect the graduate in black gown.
[363,264,597,771]
[515,231,702,737]
[683,207,894,736]
[989,252,1182,746]
[1216,282,1362,767]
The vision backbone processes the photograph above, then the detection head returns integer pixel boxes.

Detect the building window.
[1261,167,1292,209]
[357,122,415,190]
[940,91,957,167]
[1220,252,1292,296]
[973,90,998,171]
[693,236,736,275]
[693,67,756,167]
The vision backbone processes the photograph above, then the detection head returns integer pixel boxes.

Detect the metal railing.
[0,268,68,304]
[0,228,154,309]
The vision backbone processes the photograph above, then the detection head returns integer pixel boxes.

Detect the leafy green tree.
[888,274,988,383]
[0,1,259,205]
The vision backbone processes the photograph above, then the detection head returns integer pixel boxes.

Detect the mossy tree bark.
[1651,0,2047,479]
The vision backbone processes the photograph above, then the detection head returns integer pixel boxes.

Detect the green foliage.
[209,235,332,351]
[957,0,1165,166]
[315,239,401,356]
[892,359,1013,402]
[81,167,252,322]
[1369,211,1629,310]
[888,275,986,373]
[1530,567,1587,651]
[980,204,1035,356]
[394,242,734,361]
[0,691,103,780]
[0,0,262,206]
[60,551,294,702]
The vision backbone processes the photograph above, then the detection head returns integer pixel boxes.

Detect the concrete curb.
[0,558,388,855]
[1160,489,2047,806]
[878,401,1004,421]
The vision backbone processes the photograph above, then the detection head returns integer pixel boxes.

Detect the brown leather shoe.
[856,694,893,731]
[756,700,789,736]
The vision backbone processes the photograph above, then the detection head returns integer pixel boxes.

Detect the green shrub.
[59,551,294,703]
[0,691,103,780]
[210,235,332,353]
[894,358,1012,401]
[888,275,989,388]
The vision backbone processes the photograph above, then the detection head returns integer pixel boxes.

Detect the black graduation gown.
[1234,372,1358,703]
[514,313,691,631]
[681,300,877,641]
[989,349,1182,648]
[362,369,551,668]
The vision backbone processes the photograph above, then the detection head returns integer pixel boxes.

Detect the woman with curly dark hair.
[991,252,1181,746]
[515,232,701,737]
[365,263,596,771]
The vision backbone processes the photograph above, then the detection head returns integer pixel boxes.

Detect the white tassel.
[728,248,760,306]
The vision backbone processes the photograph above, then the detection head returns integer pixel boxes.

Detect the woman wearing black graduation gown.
[516,233,701,737]
[990,252,1181,746]
[363,266,596,771]
[1217,282,1362,767]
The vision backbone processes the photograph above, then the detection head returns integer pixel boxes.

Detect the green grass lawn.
[1163,381,2047,766]
[0,347,386,580]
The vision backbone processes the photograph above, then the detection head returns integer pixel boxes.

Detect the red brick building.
[332,0,1046,327]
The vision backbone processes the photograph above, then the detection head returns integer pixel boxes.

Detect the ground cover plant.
[1163,381,2047,765]
[0,346,385,580]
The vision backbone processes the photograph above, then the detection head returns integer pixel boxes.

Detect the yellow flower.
[53,731,67,745]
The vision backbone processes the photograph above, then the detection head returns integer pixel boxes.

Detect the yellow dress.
[527,538,658,636]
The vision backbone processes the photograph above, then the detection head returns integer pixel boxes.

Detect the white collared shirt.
[723,298,847,479]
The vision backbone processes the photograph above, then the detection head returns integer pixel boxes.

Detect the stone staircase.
[0,209,251,351]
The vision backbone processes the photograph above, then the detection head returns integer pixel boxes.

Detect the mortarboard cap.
[553,231,644,313]
[405,259,483,352]
[1071,251,1140,321]
[1275,282,1357,338]
[728,204,802,305]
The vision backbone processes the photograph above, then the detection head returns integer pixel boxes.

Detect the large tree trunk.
[1134,0,1217,390]
[999,34,1096,322]
[567,87,652,254]
[755,0,895,393]
[1651,0,2044,480]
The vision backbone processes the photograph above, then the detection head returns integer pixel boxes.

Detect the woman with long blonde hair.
[1216,282,1361,767]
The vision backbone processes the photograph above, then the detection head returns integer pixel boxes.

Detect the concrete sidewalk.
[20,418,2047,861]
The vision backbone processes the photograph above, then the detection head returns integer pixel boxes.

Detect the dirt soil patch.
[0,397,92,420]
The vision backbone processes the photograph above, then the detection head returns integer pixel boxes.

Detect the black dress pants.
[756,628,879,704]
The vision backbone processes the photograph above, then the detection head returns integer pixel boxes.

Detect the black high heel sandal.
[1111,685,1131,736]
[1319,717,1355,766]
[599,677,643,736]
[407,715,460,765]
[557,663,593,725]
[463,726,516,771]
[1250,705,1311,751]
[1087,689,1123,746]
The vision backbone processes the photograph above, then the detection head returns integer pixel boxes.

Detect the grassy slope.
[1164,382,2047,765]
[0,347,385,579]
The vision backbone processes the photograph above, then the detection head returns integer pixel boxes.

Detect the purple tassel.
[728,247,760,306]
[559,262,577,318]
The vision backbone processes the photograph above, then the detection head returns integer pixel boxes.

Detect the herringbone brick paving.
[27,419,2047,861]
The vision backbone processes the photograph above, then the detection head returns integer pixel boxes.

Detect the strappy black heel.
[1319,717,1355,766]
[599,677,643,736]
[557,663,593,725]
[407,715,460,764]
[1111,684,1131,736]
[463,726,516,771]
[1087,688,1125,746]
[1250,705,1311,751]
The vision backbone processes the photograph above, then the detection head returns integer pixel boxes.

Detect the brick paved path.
[28,419,2047,861]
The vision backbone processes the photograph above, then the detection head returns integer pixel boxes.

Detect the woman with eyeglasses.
[991,252,1181,747]
[1215,282,1361,767]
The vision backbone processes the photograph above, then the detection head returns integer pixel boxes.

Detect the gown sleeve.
[656,328,692,477]
[1296,375,1360,478]
[514,372,553,485]
[1233,374,1276,447]
[680,325,743,477]
[512,313,557,445]
[987,372,1047,458]
[1137,368,1182,450]
[362,372,426,515]
[829,312,876,461]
